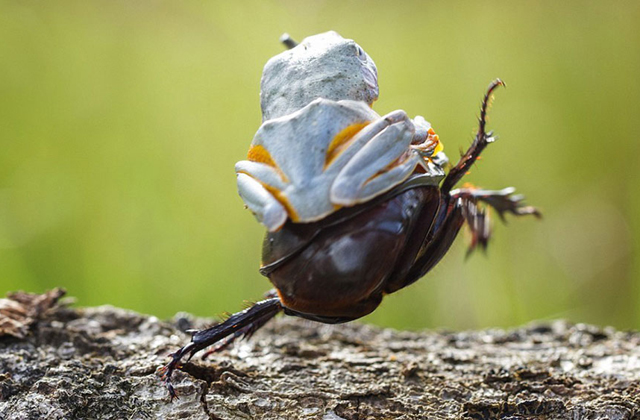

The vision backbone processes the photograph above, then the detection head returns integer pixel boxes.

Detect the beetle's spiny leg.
[280,33,298,49]
[447,185,540,256]
[478,80,505,142]
[458,196,491,256]
[404,182,540,279]
[159,296,282,400]
[201,297,280,359]
[451,186,542,222]
[441,79,505,195]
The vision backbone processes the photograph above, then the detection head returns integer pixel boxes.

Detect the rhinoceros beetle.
[160,32,540,398]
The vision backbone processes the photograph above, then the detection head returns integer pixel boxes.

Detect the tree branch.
[1,290,638,419]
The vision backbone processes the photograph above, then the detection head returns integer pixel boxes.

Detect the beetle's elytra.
[160,32,540,397]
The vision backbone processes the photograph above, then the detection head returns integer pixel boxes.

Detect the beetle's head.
[260,31,379,121]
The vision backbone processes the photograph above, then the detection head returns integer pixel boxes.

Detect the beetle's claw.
[483,190,542,222]
[160,296,283,399]
[158,342,198,400]
[157,362,179,400]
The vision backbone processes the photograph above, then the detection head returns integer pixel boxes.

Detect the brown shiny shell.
[263,186,441,322]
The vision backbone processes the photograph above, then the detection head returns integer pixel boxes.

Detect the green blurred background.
[1,1,638,331]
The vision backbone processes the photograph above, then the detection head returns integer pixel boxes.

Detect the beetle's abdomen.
[266,187,440,322]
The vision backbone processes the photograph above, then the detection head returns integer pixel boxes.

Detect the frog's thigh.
[331,120,417,205]
[356,154,422,200]
[236,173,287,231]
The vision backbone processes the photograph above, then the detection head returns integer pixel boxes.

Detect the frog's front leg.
[330,111,433,206]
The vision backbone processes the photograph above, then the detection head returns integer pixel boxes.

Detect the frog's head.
[260,31,379,121]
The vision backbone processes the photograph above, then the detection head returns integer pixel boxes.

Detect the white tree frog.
[235,31,445,231]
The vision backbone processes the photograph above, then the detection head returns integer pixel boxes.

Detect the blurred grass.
[0,0,638,331]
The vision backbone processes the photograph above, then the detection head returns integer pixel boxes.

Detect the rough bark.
[1,290,639,419]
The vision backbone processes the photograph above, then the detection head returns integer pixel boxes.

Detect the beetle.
[159,32,540,398]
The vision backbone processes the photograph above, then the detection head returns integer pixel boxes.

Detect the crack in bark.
[199,381,221,420]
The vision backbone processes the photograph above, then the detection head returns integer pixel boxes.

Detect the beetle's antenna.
[441,79,505,195]
[280,33,298,49]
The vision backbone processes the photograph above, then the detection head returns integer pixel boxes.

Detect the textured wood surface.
[1,290,639,419]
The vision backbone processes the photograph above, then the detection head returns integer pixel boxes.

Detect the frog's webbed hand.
[410,115,440,156]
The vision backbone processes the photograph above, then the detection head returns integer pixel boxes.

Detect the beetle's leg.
[451,186,541,255]
[451,186,541,221]
[400,186,539,287]
[393,80,540,289]
[200,290,279,359]
[159,295,282,399]
[401,196,466,288]
[441,79,505,195]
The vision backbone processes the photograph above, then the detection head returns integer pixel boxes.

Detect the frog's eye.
[356,45,367,61]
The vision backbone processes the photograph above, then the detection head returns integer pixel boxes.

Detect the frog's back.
[252,99,379,185]
[260,31,379,121]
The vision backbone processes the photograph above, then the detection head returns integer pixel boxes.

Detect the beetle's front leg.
[158,294,282,399]
[441,79,505,195]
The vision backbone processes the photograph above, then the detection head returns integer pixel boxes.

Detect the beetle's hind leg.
[158,293,282,399]
[200,290,280,358]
